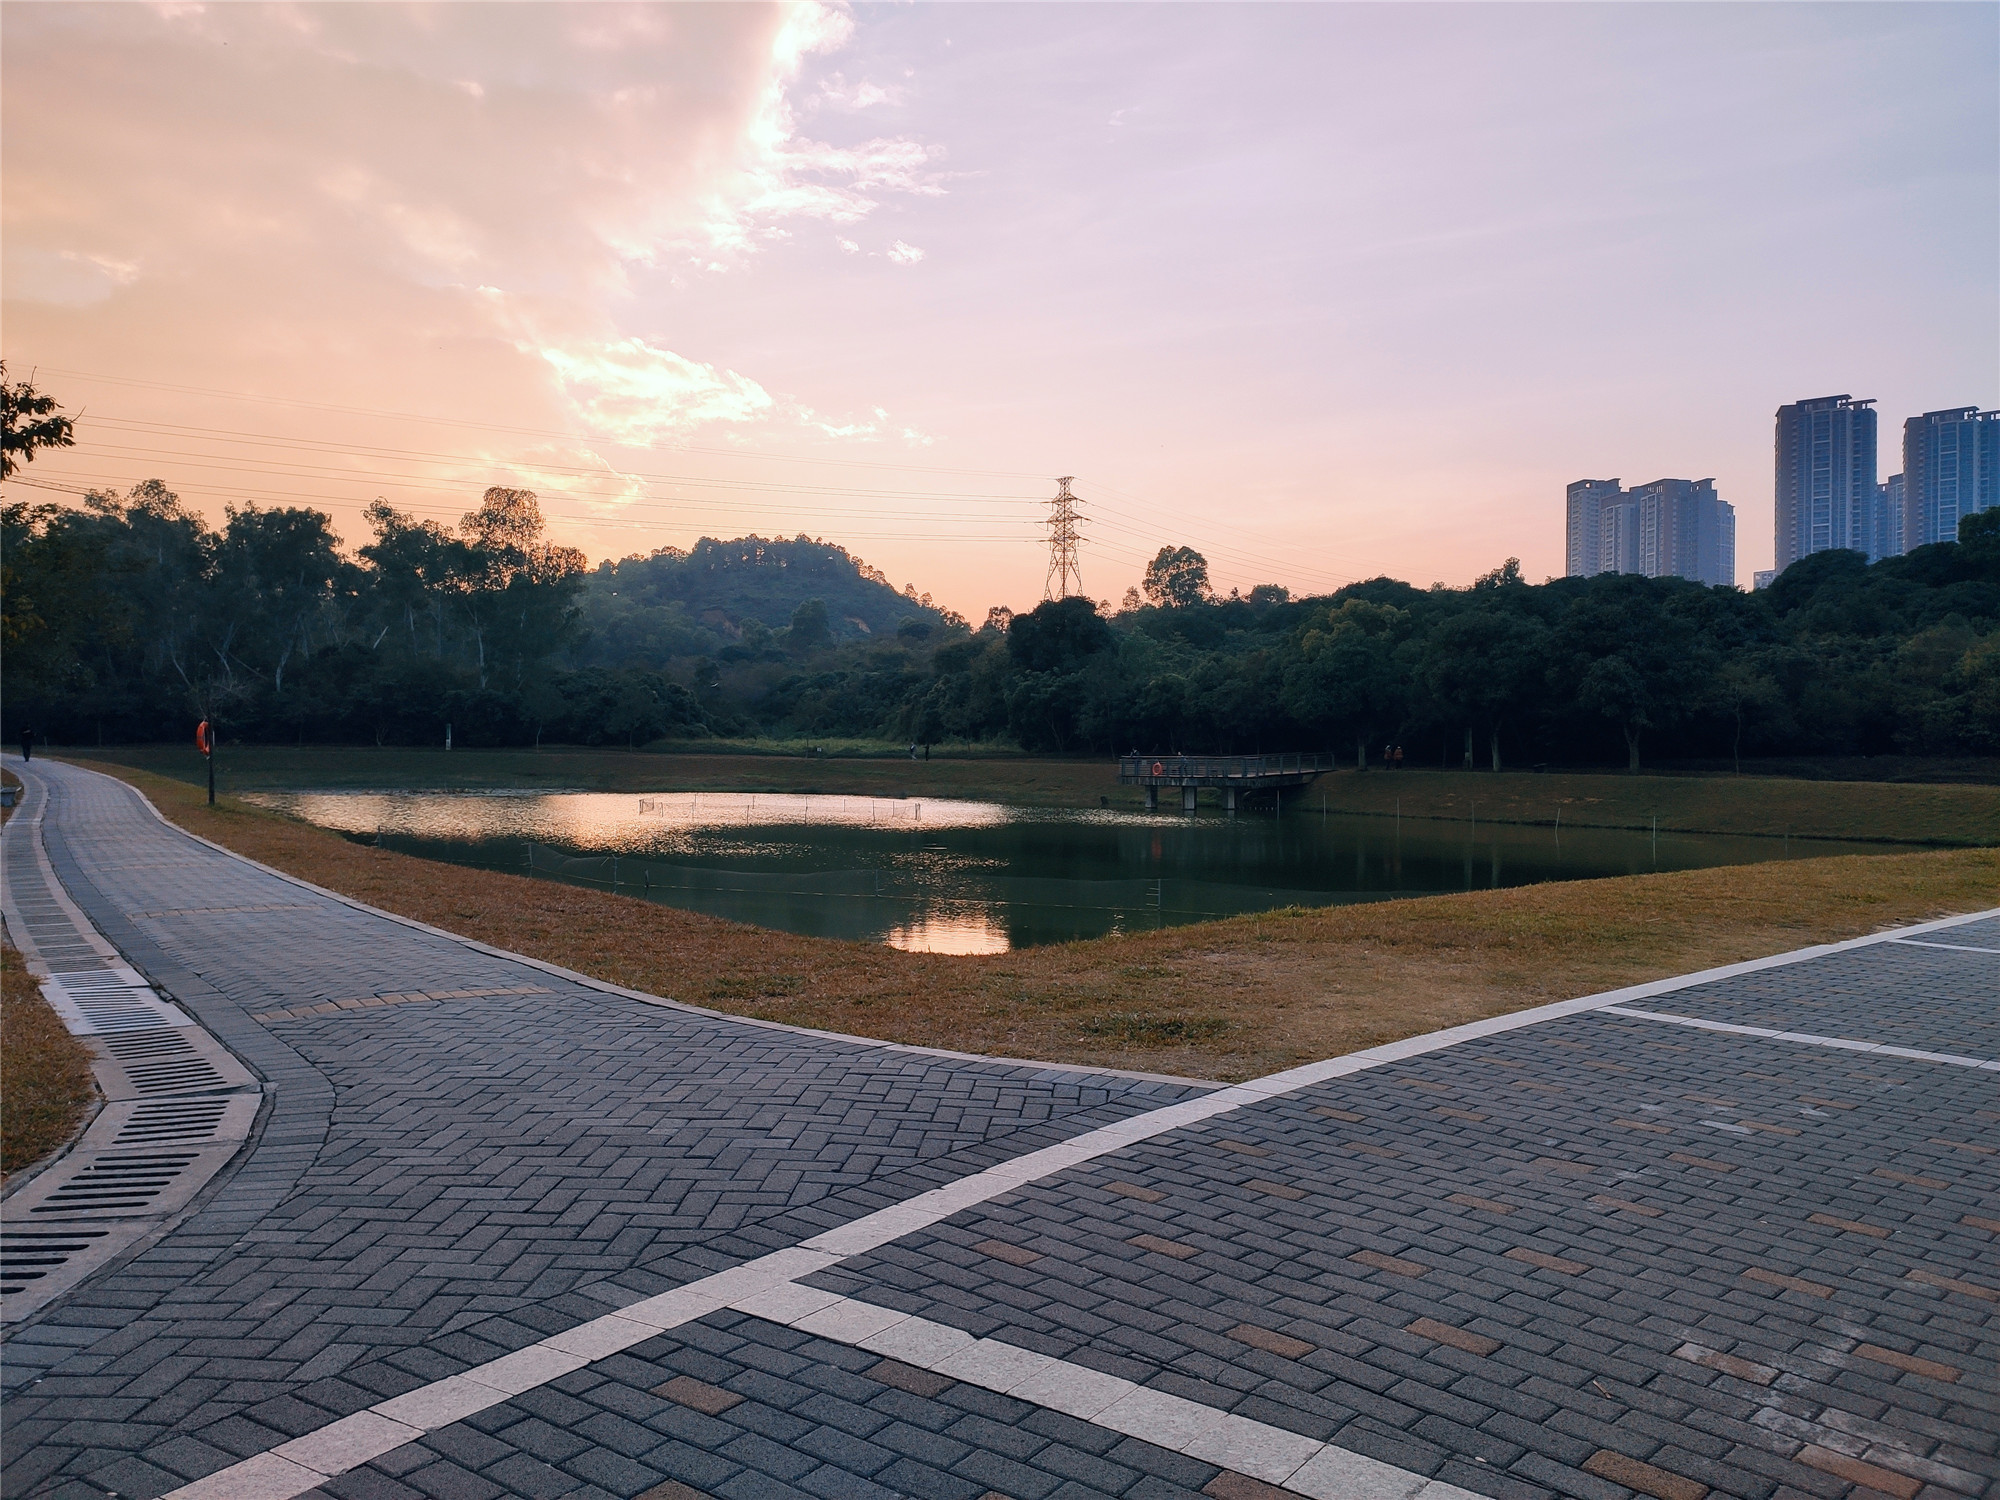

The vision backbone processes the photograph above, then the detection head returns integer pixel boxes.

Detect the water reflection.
[884,910,1011,955]
[246,789,1915,953]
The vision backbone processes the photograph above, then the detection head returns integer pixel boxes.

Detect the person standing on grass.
[18,727,32,762]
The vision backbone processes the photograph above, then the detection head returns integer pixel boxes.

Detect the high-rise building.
[1630,478,1735,586]
[1902,407,2000,549]
[1865,475,1905,562]
[1563,476,1733,586]
[1565,479,1623,577]
[1774,394,1877,570]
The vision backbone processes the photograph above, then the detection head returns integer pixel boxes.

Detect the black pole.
[207,741,215,806]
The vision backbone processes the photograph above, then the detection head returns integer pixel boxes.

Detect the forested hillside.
[3,476,1995,766]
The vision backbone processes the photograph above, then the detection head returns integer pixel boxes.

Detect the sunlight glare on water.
[883,910,1012,955]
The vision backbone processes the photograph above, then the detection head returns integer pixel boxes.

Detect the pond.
[246,789,1913,954]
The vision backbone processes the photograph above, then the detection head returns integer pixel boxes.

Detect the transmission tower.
[1043,476,1084,600]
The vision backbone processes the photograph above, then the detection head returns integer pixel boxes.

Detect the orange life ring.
[1150,760,1164,777]
[195,721,212,755]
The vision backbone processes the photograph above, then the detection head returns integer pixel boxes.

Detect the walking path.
[2,757,1995,1500]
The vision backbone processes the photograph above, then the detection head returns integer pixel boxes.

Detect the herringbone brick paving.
[3,758,1995,1500]
[2,764,1204,1498]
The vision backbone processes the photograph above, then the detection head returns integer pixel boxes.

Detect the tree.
[786,597,832,653]
[1,364,75,479]
[1419,606,1551,771]
[1283,600,1411,767]
[1141,546,1212,608]
[1007,596,1114,673]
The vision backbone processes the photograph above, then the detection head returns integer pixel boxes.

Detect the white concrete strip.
[724,1285,1480,1500]
[1598,1005,2000,1070]
[1890,937,2000,955]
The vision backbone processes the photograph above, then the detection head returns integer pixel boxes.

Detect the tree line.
[4,468,1994,766]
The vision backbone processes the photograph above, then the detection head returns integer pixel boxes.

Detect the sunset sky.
[5,1,1995,618]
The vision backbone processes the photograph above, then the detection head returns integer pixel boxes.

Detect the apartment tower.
[1774,394,1877,570]
[1564,477,1734,586]
[1902,407,2000,549]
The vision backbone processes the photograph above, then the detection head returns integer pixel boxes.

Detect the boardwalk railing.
[1117,753,1339,783]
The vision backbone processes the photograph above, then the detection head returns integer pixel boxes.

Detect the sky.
[4,1,1996,618]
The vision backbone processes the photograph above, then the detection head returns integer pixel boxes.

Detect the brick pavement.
[2,757,1994,1500]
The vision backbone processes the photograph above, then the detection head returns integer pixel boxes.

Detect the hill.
[576,535,956,669]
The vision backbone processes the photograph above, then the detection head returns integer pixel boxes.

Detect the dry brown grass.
[79,760,2000,1081]
[0,943,97,1179]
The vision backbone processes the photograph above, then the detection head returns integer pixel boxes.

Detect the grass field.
[76,759,2000,1081]
[0,943,97,1179]
[73,743,2000,845]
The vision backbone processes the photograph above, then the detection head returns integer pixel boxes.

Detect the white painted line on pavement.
[724,1286,1479,1500]
[1890,937,2000,955]
[1598,1004,2000,1070]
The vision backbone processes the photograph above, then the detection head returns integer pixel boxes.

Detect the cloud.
[886,240,927,265]
[2,0,943,444]
[536,337,775,444]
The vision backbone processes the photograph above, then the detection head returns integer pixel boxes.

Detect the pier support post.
[1224,787,1238,813]
[1182,786,1198,814]
[1145,785,1158,812]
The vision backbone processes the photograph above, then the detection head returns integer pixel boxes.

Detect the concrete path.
[2,757,1995,1500]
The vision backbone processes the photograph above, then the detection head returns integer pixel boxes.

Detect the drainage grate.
[39,972,191,1035]
[25,1153,200,1217]
[0,1229,113,1296]
[109,1098,233,1148]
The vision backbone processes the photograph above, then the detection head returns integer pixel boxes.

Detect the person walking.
[18,726,33,762]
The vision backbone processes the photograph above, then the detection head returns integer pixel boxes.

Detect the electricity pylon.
[1044,476,1084,600]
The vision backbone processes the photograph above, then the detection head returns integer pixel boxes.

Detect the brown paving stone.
[1245,1179,1304,1200]
[1874,1167,1950,1189]
[1227,1323,1315,1359]
[867,1358,954,1397]
[1735,1119,1801,1136]
[1345,1141,1401,1158]
[1669,1153,1736,1173]
[1590,1194,1663,1217]
[1402,1079,1454,1094]
[1582,1449,1708,1500]
[1683,1094,1737,1107]
[653,1375,743,1414]
[1853,1344,1961,1382]
[1104,1181,1164,1203]
[1800,1096,1855,1109]
[1505,1246,1587,1275]
[1349,1248,1426,1278]
[1311,1106,1363,1122]
[638,1483,711,1500]
[1905,1267,1998,1301]
[1614,1118,1671,1134]
[1434,1107,1488,1122]
[1214,1139,1270,1157]
[1447,1192,1513,1215]
[1796,1446,1921,1500]
[1671,1343,1777,1385]
[1962,1213,2000,1233]
[1204,1473,1290,1500]
[1129,1233,1200,1260]
[974,1239,1042,1267]
[1407,1317,1499,1356]
[1809,1212,1890,1238]
[1741,1267,1834,1299]
[1929,1137,1996,1154]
